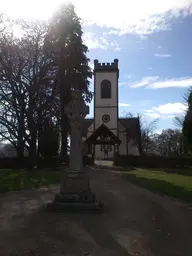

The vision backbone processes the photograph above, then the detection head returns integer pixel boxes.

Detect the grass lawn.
[123,168,192,203]
[0,169,64,194]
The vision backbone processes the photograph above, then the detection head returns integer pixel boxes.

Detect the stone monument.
[46,89,103,212]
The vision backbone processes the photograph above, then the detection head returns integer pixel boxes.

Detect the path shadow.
[0,185,130,256]
[1,168,192,256]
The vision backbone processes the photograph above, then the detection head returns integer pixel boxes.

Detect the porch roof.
[85,124,121,145]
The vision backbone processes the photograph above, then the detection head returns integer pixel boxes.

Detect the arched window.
[101,79,111,99]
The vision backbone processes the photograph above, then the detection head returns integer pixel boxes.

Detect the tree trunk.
[37,125,42,159]
[17,140,24,159]
[29,130,37,169]
[17,96,25,159]
[17,121,25,159]
[37,97,43,159]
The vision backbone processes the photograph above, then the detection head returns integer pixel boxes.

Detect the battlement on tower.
[94,59,119,72]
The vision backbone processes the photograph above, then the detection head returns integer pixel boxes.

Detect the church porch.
[85,124,121,160]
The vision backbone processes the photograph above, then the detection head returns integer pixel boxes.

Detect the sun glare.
[0,0,70,20]
[1,0,192,35]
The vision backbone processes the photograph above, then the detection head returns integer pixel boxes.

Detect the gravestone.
[46,89,103,212]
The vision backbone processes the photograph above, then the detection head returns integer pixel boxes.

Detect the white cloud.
[119,103,130,107]
[110,41,121,51]
[129,76,159,88]
[83,32,108,50]
[144,112,161,119]
[1,0,192,35]
[83,32,121,50]
[154,53,172,58]
[76,0,192,35]
[130,76,192,89]
[148,77,192,89]
[144,102,187,119]
[105,30,120,36]
[119,82,128,86]
[152,103,187,115]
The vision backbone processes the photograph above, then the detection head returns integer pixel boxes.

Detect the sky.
[1,0,192,133]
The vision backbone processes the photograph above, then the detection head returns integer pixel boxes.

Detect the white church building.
[83,59,141,160]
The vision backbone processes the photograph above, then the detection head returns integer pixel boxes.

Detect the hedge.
[0,155,94,169]
[114,155,192,169]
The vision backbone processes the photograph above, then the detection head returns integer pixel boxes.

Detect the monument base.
[45,170,103,213]
[46,200,103,212]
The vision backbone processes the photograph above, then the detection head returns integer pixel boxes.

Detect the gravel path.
[0,167,191,256]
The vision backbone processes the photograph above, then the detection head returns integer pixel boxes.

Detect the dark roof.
[83,117,141,139]
[119,118,141,138]
[86,124,121,145]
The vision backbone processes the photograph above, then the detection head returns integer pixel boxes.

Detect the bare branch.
[124,111,159,154]
[173,115,185,129]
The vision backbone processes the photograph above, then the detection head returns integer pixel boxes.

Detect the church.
[83,59,141,159]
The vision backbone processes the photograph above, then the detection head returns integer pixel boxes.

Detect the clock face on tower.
[102,114,110,123]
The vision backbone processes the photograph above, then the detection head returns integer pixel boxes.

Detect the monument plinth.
[46,90,103,212]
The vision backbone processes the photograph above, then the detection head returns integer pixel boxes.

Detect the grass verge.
[123,168,192,203]
[0,169,64,193]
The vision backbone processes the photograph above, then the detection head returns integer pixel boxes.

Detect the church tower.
[93,59,119,159]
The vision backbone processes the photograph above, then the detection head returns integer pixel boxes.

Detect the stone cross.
[65,89,89,171]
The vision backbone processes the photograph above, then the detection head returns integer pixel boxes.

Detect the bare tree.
[0,32,27,157]
[152,129,183,156]
[0,13,9,35]
[125,112,159,155]
[0,19,58,164]
[0,5,93,166]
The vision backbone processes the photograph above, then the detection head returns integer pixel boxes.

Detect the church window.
[101,79,111,99]
[102,114,110,123]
